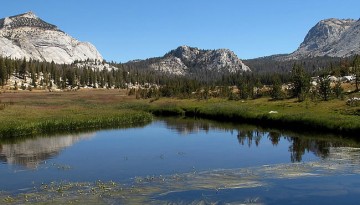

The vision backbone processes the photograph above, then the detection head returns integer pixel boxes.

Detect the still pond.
[1,117,360,204]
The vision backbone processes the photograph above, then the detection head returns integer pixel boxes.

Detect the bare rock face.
[150,56,189,75]
[327,19,360,57]
[285,18,360,60]
[0,11,103,64]
[149,46,250,75]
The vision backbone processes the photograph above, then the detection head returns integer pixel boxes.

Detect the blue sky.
[1,0,359,62]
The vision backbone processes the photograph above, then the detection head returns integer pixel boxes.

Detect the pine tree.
[353,55,360,92]
[5,58,14,80]
[0,57,7,86]
[30,66,37,88]
[318,76,331,101]
[291,64,310,102]
[66,68,76,88]
[270,75,284,100]
[19,58,27,79]
[237,77,250,100]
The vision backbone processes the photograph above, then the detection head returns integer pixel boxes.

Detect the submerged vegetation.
[2,146,360,204]
[0,94,359,204]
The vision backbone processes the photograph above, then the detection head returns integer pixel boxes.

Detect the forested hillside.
[244,55,348,74]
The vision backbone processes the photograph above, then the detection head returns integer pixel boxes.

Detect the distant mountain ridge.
[282,18,360,60]
[0,11,103,64]
[1,12,358,76]
[244,17,360,73]
[130,45,250,76]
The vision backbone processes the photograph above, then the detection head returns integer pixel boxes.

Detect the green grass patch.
[144,98,360,136]
[0,110,152,139]
[0,90,152,139]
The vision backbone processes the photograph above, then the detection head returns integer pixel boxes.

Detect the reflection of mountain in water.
[161,117,360,163]
[0,133,94,168]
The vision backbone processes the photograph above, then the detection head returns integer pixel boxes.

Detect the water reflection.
[1,117,360,170]
[0,133,94,168]
[1,117,360,204]
[236,131,341,162]
[162,117,360,162]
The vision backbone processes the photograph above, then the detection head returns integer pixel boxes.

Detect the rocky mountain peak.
[149,45,250,75]
[169,45,200,61]
[0,12,103,64]
[282,18,359,60]
[300,18,355,51]
[0,11,58,31]
[18,11,38,19]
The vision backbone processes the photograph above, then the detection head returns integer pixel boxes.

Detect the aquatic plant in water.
[1,147,360,204]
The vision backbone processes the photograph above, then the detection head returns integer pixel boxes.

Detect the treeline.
[0,55,359,103]
[0,57,207,90]
[127,55,360,102]
[0,57,158,89]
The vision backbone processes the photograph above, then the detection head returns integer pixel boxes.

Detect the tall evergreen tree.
[0,57,7,86]
[237,76,251,100]
[19,58,27,79]
[5,58,14,79]
[291,64,310,101]
[270,75,284,100]
[353,55,360,91]
[318,76,331,101]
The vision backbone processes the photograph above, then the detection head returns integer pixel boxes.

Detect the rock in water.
[0,11,103,64]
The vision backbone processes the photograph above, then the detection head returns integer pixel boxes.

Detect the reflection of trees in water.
[237,129,355,162]
[288,137,329,162]
[287,138,350,162]
[163,118,360,163]
[237,130,262,147]
[268,131,281,146]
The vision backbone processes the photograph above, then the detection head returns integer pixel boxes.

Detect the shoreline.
[0,90,359,139]
[146,98,360,137]
[0,112,153,140]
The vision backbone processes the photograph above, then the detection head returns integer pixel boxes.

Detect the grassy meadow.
[0,89,359,139]
[145,97,360,135]
[0,89,152,139]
